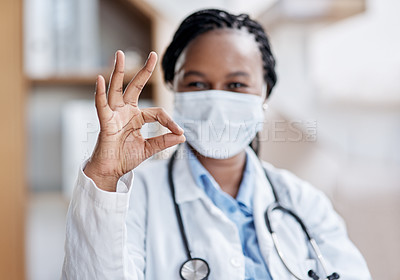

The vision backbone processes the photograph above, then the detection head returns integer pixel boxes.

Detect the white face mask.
[173,90,265,159]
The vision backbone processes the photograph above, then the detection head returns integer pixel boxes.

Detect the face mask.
[173,90,265,159]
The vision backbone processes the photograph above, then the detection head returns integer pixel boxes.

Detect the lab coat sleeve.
[280,171,372,280]
[62,162,147,280]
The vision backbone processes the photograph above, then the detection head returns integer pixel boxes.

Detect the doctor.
[62,9,371,280]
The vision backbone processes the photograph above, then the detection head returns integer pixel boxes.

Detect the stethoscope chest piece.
[180,258,210,280]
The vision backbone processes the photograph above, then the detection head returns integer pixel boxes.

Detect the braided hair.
[161,8,277,96]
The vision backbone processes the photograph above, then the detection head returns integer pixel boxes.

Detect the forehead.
[174,28,263,76]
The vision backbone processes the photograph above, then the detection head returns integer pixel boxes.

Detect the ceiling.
[142,0,277,21]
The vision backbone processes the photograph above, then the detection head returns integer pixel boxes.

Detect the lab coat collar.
[173,144,208,204]
[246,147,276,267]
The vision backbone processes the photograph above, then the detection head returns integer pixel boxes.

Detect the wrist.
[84,161,120,192]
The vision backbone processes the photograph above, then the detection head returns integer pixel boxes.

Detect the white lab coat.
[62,144,371,279]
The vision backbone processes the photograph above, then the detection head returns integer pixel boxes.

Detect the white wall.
[257,1,400,278]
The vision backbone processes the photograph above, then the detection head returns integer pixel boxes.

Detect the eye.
[228,82,248,89]
[187,81,208,89]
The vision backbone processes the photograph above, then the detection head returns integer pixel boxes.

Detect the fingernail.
[145,52,152,65]
[95,75,99,89]
[114,51,118,65]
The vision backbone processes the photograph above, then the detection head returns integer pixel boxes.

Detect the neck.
[190,145,246,198]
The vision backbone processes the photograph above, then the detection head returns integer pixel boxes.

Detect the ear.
[262,83,269,110]
[262,83,268,101]
[166,81,174,91]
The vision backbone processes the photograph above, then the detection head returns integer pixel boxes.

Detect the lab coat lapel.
[172,144,206,204]
[246,147,275,264]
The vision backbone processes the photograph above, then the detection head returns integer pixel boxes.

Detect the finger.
[144,133,186,158]
[141,107,184,135]
[108,50,125,109]
[95,75,113,125]
[124,51,158,105]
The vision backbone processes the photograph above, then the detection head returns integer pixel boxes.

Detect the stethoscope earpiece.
[308,269,340,280]
[308,270,319,280]
[328,272,340,280]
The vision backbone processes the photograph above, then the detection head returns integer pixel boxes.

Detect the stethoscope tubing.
[263,170,338,280]
[168,150,192,260]
[168,147,339,280]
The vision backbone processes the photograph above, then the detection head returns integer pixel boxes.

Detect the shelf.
[28,68,154,86]
[27,70,154,99]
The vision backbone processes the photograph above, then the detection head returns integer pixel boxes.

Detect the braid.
[161,9,277,96]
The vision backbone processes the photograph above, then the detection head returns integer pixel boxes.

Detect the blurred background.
[0,0,399,279]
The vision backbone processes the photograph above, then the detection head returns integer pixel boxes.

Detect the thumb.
[144,133,186,158]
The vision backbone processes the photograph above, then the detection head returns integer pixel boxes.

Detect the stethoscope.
[168,148,340,280]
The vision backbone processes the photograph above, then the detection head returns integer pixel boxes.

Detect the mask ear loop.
[250,133,260,157]
[253,84,267,157]
[261,83,269,111]
[252,84,268,157]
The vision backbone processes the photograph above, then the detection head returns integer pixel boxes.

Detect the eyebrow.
[183,71,206,78]
[226,71,250,78]
[183,70,250,79]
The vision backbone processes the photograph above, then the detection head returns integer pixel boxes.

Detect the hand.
[84,51,185,191]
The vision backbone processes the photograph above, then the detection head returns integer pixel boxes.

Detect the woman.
[62,9,371,280]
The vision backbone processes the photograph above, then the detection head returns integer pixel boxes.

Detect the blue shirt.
[185,144,273,280]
